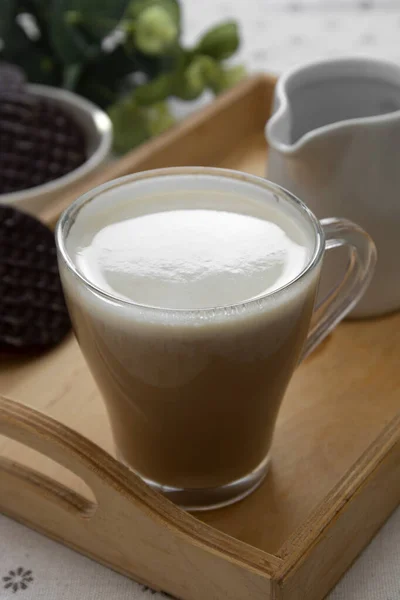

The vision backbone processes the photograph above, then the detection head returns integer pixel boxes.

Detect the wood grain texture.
[0,74,399,600]
[275,414,400,600]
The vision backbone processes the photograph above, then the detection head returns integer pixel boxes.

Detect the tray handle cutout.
[0,395,165,515]
[0,395,277,600]
[0,455,96,517]
[0,395,109,518]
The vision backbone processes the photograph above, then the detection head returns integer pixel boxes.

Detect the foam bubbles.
[77,209,309,309]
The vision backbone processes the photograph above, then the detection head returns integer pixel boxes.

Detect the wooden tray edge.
[2,368,399,599]
[0,395,281,577]
[278,410,400,560]
[274,412,400,599]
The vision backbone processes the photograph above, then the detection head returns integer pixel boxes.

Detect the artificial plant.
[0,0,244,152]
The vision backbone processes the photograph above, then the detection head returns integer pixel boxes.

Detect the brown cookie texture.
[0,90,87,195]
[0,205,71,352]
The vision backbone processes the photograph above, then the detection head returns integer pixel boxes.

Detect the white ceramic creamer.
[267,57,400,318]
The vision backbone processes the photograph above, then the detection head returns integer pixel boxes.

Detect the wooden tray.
[1,74,400,600]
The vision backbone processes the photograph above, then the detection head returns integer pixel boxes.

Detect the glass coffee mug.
[56,167,376,511]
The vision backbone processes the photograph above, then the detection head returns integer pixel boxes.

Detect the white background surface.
[2,1,400,598]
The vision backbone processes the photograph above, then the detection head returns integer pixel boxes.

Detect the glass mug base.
[117,452,271,511]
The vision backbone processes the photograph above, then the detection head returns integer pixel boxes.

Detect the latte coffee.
[57,169,324,509]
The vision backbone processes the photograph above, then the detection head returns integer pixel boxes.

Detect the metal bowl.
[0,84,113,216]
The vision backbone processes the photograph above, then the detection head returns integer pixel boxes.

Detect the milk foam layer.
[77,209,309,309]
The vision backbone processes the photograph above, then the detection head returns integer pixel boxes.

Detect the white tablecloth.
[2,1,400,598]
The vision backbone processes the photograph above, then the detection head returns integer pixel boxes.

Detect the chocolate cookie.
[0,90,87,195]
[0,205,71,352]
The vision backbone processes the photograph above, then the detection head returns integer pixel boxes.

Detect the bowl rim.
[0,83,113,203]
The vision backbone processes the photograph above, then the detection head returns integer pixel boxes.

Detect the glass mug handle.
[301,217,377,361]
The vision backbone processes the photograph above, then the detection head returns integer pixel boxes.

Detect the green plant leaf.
[49,0,129,65]
[196,21,240,60]
[126,0,180,29]
[93,44,139,81]
[172,55,220,101]
[61,0,129,40]
[49,6,95,64]
[108,95,151,153]
[33,0,51,9]
[108,94,174,154]
[0,23,28,60]
[210,64,247,94]
[130,4,178,56]
[0,0,63,85]
[75,45,138,106]
[133,48,176,79]
[62,62,82,89]
[21,0,53,48]
[134,71,173,105]
[146,100,174,136]
[76,72,119,107]
[0,0,17,48]
[21,50,62,84]
[21,0,51,17]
